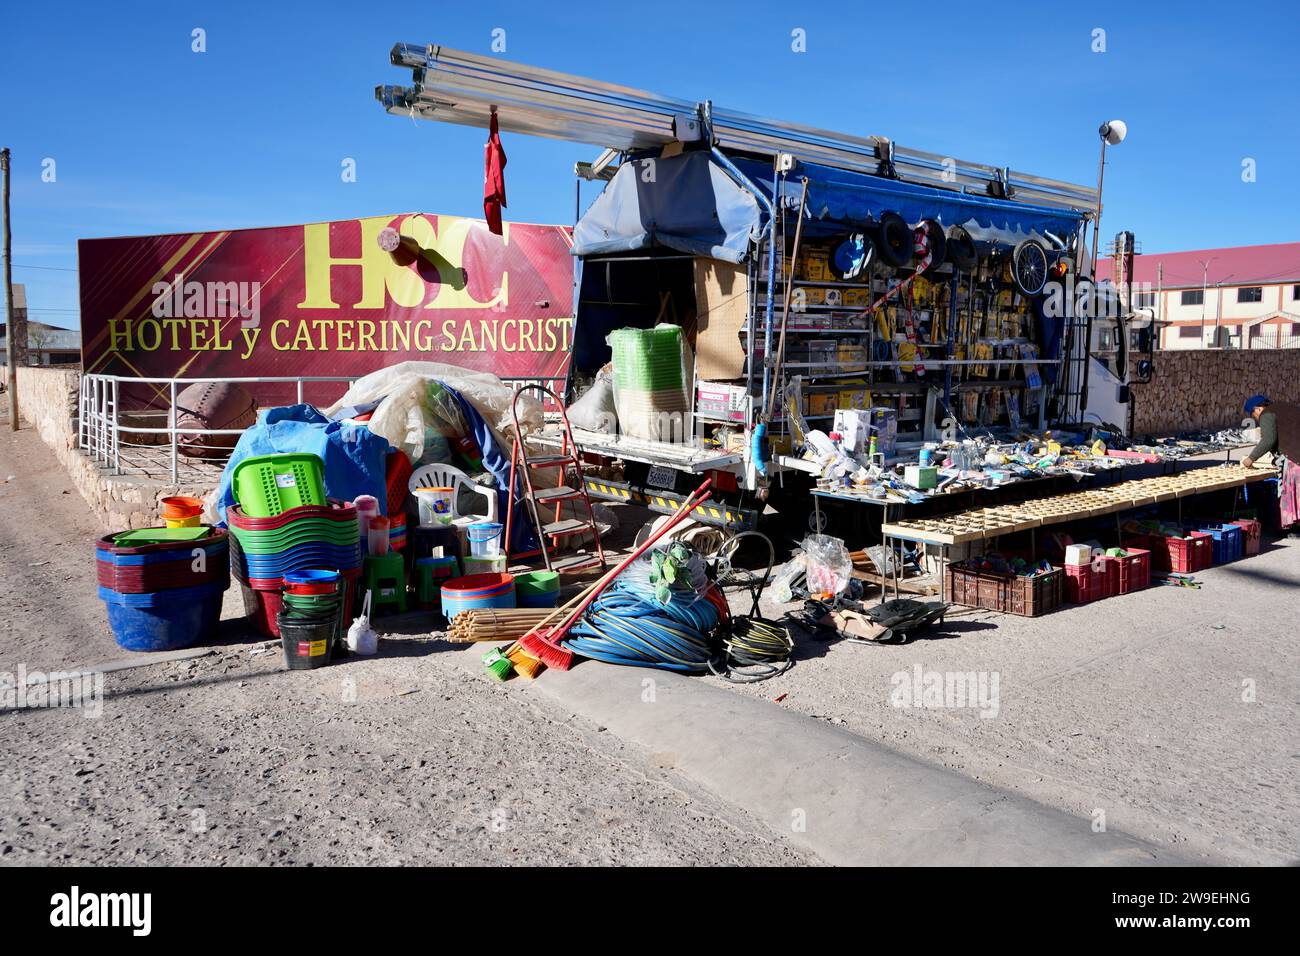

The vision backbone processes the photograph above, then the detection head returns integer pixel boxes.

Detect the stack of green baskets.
[608,324,691,442]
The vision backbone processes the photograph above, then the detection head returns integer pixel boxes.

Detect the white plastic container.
[468,522,503,557]
[414,486,455,528]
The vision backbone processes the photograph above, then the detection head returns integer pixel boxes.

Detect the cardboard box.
[807,392,838,417]
[904,465,938,489]
[837,388,872,410]
[696,381,750,424]
[793,287,826,309]
[694,260,750,380]
[832,408,871,454]
[837,345,867,372]
[797,246,831,282]
[868,406,898,457]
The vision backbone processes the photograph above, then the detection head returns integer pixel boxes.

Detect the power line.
[13,263,77,272]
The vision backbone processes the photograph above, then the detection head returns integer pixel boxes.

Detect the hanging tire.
[917,219,946,273]
[945,225,978,271]
[872,211,912,268]
[1012,238,1049,296]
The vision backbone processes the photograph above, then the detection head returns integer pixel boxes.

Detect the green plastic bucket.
[515,571,560,597]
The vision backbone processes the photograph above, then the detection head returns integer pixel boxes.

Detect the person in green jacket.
[1241,394,1300,529]
[1241,394,1298,468]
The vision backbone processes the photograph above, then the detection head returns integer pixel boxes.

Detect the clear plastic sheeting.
[323,361,542,466]
[801,534,853,599]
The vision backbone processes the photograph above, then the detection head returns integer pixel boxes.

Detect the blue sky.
[2,0,1297,329]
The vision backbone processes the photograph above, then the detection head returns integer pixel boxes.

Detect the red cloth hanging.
[483,110,507,235]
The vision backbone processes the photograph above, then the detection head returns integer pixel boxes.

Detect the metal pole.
[1089,140,1106,277]
[1199,257,1212,343]
[111,377,120,474]
[2,147,16,431]
[169,379,178,485]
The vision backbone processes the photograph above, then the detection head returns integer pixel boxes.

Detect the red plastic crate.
[1100,548,1151,594]
[1065,562,1112,604]
[385,449,413,516]
[1143,532,1211,573]
[1231,519,1261,556]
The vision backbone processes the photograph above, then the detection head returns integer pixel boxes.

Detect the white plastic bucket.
[467,522,503,557]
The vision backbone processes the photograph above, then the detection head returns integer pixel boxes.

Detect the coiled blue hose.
[563,579,721,673]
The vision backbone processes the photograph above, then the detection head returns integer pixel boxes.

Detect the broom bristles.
[518,631,574,671]
[504,645,545,680]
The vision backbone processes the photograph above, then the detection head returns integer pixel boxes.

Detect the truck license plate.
[646,466,676,490]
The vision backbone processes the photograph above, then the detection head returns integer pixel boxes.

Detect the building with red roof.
[1097,242,1300,350]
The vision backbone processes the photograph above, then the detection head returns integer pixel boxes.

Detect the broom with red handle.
[512,478,714,671]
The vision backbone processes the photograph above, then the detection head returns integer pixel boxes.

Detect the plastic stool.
[362,553,407,616]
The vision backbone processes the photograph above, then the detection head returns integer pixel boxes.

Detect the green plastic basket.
[231,454,327,518]
[231,523,360,553]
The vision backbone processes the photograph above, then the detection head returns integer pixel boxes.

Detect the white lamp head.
[1099,120,1127,145]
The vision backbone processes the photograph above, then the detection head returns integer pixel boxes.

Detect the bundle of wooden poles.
[447,608,556,644]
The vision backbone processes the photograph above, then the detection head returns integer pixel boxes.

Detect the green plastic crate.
[231,453,327,518]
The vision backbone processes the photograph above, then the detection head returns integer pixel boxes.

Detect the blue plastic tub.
[441,573,515,621]
[518,590,560,609]
[283,569,340,585]
[101,580,226,651]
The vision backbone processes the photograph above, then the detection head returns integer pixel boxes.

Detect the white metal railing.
[78,372,568,484]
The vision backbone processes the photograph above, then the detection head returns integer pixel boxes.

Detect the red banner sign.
[78,212,575,404]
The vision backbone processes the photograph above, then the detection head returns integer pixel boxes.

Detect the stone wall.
[13,366,215,529]
[1130,349,1300,436]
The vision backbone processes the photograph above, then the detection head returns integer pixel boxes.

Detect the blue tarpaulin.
[215,405,392,525]
[731,157,1086,241]
[571,149,1085,263]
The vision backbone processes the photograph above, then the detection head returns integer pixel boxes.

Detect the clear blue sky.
[3,0,1297,329]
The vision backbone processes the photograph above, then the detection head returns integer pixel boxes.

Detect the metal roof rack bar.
[378,42,1098,214]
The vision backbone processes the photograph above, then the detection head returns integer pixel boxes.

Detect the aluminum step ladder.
[504,384,607,574]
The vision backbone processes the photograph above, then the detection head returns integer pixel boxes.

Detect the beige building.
[1100,242,1300,350]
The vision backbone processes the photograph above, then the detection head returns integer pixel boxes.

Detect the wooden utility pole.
[2,147,16,430]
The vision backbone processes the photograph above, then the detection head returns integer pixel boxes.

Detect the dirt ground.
[0,406,812,866]
[718,547,1300,865]
[2,400,1296,865]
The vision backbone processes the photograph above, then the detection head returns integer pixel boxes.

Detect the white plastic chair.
[408,463,499,525]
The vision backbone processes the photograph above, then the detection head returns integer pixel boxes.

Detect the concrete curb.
[443,641,1194,866]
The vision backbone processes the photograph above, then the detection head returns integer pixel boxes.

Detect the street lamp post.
[1090,120,1127,276]
[1078,121,1126,418]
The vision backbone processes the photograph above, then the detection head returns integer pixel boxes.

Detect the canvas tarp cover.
[571,150,761,263]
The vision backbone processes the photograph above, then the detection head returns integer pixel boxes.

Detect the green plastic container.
[609,325,685,391]
[113,526,213,545]
[515,570,560,597]
[231,453,327,518]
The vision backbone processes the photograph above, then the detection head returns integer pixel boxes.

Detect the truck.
[378,43,1115,534]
